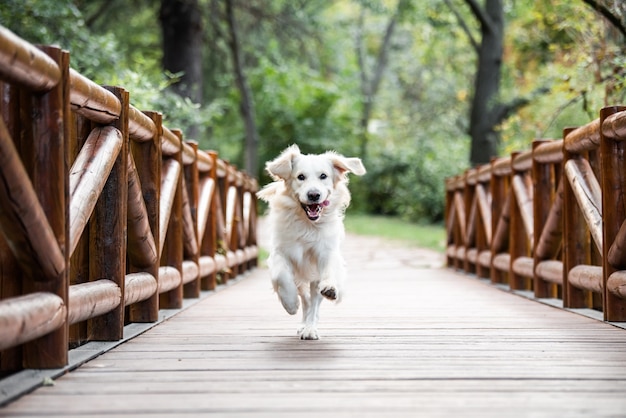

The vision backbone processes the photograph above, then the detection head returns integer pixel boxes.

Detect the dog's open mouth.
[302,200,329,221]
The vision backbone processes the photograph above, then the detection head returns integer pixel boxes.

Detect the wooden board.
[2,233,626,417]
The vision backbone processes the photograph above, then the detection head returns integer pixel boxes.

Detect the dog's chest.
[287,240,325,267]
[281,235,336,280]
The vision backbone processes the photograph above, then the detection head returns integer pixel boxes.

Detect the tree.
[581,0,626,40]
[445,0,549,166]
[224,0,260,176]
[159,0,204,138]
[465,0,504,166]
[355,0,412,161]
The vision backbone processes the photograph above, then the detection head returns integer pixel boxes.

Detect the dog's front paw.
[298,325,319,340]
[320,285,337,301]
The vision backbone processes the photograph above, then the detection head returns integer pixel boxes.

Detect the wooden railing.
[446,105,626,323]
[0,26,258,371]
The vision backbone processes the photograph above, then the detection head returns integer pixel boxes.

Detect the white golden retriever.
[258,144,366,340]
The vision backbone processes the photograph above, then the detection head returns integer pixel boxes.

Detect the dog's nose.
[307,191,321,202]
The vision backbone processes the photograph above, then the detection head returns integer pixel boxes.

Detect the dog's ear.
[266,144,301,181]
[327,152,366,177]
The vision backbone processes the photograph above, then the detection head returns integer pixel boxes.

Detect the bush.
[360,136,468,223]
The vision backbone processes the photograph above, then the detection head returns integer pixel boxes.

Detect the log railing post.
[235,170,246,274]
[474,166,491,280]
[452,177,466,271]
[490,159,509,285]
[22,46,70,368]
[600,105,626,321]
[588,147,604,311]
[127,111,162,322]
[218,163,231,283]
[160,131,184,309]
[245,175,259,270]
[0,81,25,372]
[463,169,476,275]
[509,152,526,290]
[562,128,592,309]
[183,141,201,299]
[445,178,455,268]
[532,139,559,299]
[201,151,219,290]
[445,176,464,270]
[87,86,129,341]
[68,99,94,347]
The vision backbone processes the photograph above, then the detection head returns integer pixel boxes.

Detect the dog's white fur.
[258,144,366,340]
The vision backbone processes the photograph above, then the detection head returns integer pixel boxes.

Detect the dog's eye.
[297,174,306,181]
[319,173,328,180]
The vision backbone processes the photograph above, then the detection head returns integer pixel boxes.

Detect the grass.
[343,213,446,252]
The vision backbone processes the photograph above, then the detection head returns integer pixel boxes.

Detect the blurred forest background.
[1,0,625,223]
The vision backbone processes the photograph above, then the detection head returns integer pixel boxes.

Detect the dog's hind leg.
[268,253,300,315]
[298,282,323,340]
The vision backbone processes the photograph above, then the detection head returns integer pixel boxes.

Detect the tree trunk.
[160,0,203,138]
[225,0,259,176]
[355,4,399,162]
[467,0,504,166]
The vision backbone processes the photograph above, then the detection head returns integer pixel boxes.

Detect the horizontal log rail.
[446,104,626,323]
[0,26,258,370]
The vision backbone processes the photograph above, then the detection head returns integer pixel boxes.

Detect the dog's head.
[265,144,366,222]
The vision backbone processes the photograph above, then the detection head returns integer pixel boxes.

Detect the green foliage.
[500,0,625,152]
[0,0,122,79]
[207,54,361,181]
[0,0,207,135]
[344,213,446,252]
[1,0,624,226]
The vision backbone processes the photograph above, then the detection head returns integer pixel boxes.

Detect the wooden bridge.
[1,25,626,417]
[2,230,626,416]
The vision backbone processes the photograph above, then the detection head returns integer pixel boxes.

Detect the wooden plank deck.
[2,232,626,417]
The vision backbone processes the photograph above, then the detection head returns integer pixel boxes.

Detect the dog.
[257,144,366,340]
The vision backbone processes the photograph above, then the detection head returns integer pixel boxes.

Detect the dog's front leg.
[318,253,346,303]
[298,282,323,340]
[268,253,299,315]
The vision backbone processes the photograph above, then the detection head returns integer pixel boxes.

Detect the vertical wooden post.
[233,173,244,275]
[249,177,259,268]
[509,152,526,290]
[463,169,476,275]
[452,179,465,271]
[69,112,92,346]
[218,163,230,284]
[532,139,556,298]
[184,141,201,298]
[88,86,128,341]
[160,132,184,309]
[242,175,253,271]
[588,148,604,311]
[563,128,592,309]
[600,105,626,321]
[128,111,162,322]
[0,81,23,371]
[22,46,70,368]
[201,151,219,290]
[446,176,461,269]
[490,160,508,285]
[445,178,455,268]
[475,177,489,279]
